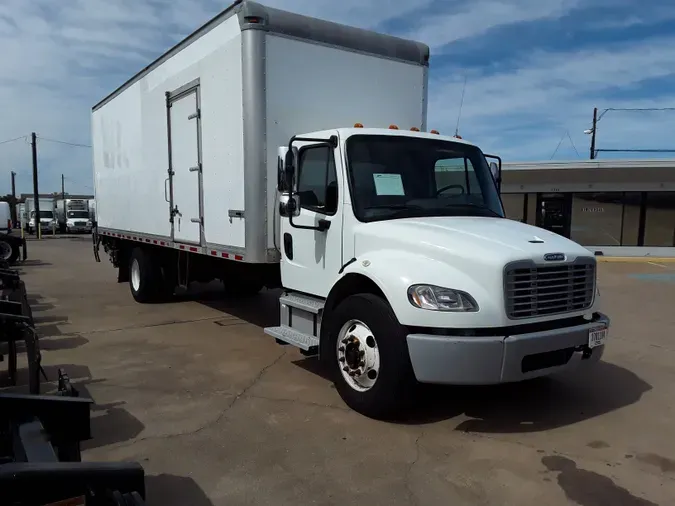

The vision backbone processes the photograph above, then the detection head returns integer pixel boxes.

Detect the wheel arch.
[320,273,388,360]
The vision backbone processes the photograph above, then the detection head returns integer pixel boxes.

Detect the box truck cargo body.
[92,1,427,260]
[93,0,609,418]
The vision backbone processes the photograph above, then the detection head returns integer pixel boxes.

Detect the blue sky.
[1,0,674,194]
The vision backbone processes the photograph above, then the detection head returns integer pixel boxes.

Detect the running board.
[264,326,319,352]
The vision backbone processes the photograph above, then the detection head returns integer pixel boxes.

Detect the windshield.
[346,135,504,222]
[68,211,89,218]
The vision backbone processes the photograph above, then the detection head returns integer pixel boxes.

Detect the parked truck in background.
[92,0,610,418]
[88,199,96,222]
[25,197,56,235]
[55,198,92,234]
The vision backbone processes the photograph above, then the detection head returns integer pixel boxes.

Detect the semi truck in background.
[55,198,92,233]
[25,197,57,235]
[92,0,609,418]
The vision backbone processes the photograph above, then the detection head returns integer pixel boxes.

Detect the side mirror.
[279,193,301,217]
[276,145,298,192]
[489,161,500,182]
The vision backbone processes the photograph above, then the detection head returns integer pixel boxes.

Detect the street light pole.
[590,107,597,159]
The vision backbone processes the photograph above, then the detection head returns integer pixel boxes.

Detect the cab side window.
[297,146,338,215]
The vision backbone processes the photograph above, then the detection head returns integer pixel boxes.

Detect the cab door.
[279,139,344,297]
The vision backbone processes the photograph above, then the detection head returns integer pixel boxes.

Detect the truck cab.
[267,126,609,418]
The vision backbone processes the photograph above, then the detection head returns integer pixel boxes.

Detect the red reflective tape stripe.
[179,245,185,250]
[221,252,229,258]
[153,240,158,244]
[145,239,150,243]
[211,251,217,256]
[234,255,243,261]
[189,247,198,252]
[160,241,165,246]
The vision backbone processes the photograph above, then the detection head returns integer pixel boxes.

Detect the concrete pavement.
[3,237,674,505]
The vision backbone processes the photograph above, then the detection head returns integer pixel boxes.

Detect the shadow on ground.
[0,362,145,449]
[185,284,280,328]
[145,474,214,506]
[294,358,651,432]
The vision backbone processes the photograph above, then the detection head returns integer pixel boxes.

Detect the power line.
[37,136,91,148]
[0,135,27,146]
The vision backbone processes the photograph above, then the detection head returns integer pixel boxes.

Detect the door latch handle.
[191,218,202,224]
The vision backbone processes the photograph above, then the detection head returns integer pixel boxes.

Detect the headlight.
[87,220,92,226]
[407,284,478,312]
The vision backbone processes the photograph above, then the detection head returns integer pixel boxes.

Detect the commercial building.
[500,159,675,256]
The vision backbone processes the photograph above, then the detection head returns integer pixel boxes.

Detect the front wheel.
[327,293,416,419]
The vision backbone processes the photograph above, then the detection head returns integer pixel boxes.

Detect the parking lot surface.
[5,237,675,505]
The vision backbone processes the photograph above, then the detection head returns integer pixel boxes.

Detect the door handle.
[191,218,201,224]
[164,178,170,202]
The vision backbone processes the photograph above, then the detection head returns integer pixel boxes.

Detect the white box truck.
[55,198,92,233]
[92,0,609,418]
[25,197,56,235]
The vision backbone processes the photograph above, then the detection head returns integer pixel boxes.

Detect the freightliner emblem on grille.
[543,253,566,262]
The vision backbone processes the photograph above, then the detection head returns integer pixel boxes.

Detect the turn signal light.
[354,123,364,128]
[389,124,399,130]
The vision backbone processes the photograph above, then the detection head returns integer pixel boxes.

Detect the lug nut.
[341,338,349,344]
[338,346,345,352]
[353,370,361,376]
[359,350,365,357]
[338,357,345,363]
[343,366,349,372]
[359,361,365,367]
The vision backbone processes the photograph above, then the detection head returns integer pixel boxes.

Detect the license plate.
[588,326,608,349]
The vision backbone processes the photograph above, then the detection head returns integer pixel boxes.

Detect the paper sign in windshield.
[373,173,405,196]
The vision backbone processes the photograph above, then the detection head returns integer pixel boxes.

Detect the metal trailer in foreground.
[0,203,27,264]
[0,265,146,505]
[93,0,610,419]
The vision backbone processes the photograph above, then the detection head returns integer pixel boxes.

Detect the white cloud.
[428,36,675,160]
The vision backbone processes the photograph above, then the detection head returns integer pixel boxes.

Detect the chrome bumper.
[406,313,609,385]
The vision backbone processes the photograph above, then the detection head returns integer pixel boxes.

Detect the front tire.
[327,293,416,419]
[129,248,161,303]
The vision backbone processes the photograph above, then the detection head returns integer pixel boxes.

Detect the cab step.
[264,326,319,352]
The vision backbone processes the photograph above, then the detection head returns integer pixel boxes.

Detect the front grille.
[75,221,87,226]
[504,258,595,319]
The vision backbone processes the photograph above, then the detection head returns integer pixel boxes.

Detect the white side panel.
[92,16,244,247]
[169,91,201,244]
[264,35,427,249]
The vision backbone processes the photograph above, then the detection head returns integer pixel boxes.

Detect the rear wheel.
[327,293,416,419]
[129,248,162,303]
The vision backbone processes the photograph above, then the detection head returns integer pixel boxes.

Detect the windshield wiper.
[443,202,502,217]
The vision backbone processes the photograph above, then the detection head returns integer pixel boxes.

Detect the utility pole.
[61,174,65,201]
[589,107,598,159]
[10,171,16,226]
[31,132,40,239]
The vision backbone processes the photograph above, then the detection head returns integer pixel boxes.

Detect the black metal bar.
[12,419,59,462]
[0,461,146,504]
[0,392,93,443]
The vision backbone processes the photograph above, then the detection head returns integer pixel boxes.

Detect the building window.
[620,192,641,246]
[501,194,524,221]
[526,193,537,226]
[644,192,675,247]
[570,193,623,246]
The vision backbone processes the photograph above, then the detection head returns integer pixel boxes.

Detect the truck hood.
[353,217,591,267]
